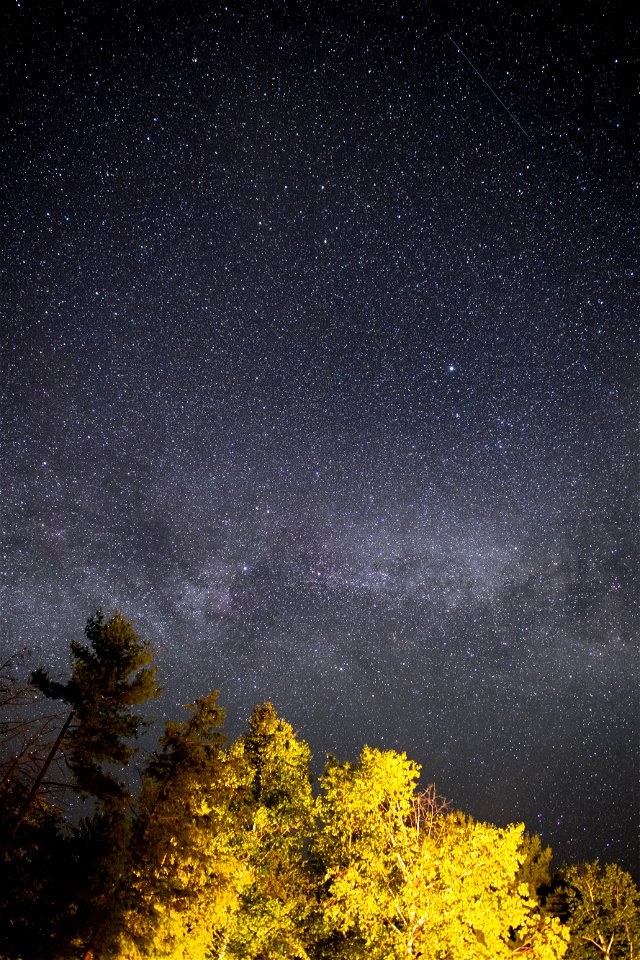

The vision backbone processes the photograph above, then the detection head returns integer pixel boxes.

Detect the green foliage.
[31,609,161,804]
[550,861,640,959]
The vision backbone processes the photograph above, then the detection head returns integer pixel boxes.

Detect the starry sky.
[1,0,637,875]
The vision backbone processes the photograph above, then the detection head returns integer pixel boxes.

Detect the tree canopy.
[0,611,637,960]
[551,861,640,960]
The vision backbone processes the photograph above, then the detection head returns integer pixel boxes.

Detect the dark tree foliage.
[546,861,640,959]
[0,612,160,960]
[0,786,75,960]
[30,610,160,804]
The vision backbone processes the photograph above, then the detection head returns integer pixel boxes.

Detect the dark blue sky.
[1,0,637,875]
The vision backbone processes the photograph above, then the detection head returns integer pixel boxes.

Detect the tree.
[0,612,160,958]
[210,702,315,960]
[516,831,554,904]
[310,746,569,960]
[6,610,160,846]
[0,785,72,960]
[550,861,640,959]
[101,690,249,960]
[0,652,64,797]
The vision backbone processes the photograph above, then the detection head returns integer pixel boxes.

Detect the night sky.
[1,1,637,876]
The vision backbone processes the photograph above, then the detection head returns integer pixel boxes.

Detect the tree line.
[0,611,637,959]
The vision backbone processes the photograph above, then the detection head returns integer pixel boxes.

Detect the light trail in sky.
[447,33,532,139]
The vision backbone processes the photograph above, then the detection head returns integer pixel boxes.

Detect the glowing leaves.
[107,691,249,960]
[209,702,315,960]
[311,747,569,960]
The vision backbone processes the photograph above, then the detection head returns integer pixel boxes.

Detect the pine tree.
[9,610,160,842]
[102,691,249,960]
[211,702,315,960]
[0,611,160,959]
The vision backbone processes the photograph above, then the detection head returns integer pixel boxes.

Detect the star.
[1,0,635,878]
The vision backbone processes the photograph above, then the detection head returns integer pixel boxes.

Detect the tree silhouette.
[5,610,160,853]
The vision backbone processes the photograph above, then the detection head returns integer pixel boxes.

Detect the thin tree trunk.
[2,708,75,856]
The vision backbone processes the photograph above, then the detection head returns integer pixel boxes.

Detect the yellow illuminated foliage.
[209,702,315,960]
[6,622,636,960]
[312,746,569,960]
[102,692,250,960]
